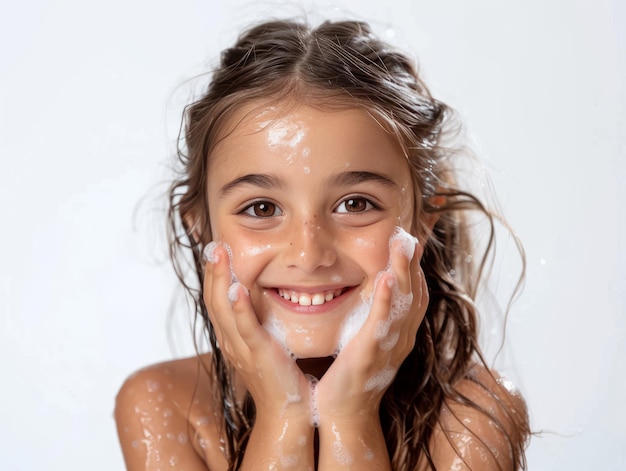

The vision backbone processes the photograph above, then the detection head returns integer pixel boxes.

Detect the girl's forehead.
[211,100,400,160]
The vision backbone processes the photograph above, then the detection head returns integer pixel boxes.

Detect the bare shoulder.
[115,355,228,471]
[428,365,529,470]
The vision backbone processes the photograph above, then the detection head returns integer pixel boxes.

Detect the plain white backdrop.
[1,0,624,469]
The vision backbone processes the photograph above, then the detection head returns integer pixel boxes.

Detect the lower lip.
[269,288,354,314]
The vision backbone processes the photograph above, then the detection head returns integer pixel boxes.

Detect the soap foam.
[336,300,371,352]
[334,227,418,353]
[364,366,397,392]
[203,241,219,264]
[203,241,238,283]
[307,375,320,427]
[227,282,246,303]
[241,244,272,257]
[331,422,353,465]
[389,227,418,262]
[263,314,290,354]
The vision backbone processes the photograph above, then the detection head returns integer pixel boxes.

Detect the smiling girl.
[115,19,530,470]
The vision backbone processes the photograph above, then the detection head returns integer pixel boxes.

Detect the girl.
[115,19,530,470]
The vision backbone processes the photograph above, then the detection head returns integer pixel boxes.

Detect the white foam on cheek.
[336,299,371,352]
[389,226,418,264]
[354,237,375,249]
[364,366,397,392]
[263,314,290,354]
[240,244,272,257]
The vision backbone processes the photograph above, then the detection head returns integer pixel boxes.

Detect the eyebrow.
[219,173,285,198]
[218,170,397,198]
[330,171,398,189]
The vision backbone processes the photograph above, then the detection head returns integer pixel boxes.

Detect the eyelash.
[334,196,378,214]
[240,200,283,218]
[239,196,379,219]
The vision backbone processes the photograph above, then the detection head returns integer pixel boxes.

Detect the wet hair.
[167,19,529,470]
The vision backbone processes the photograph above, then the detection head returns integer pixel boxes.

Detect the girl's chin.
[287,339,338,360]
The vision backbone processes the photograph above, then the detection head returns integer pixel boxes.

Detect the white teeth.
[277,288,343,306]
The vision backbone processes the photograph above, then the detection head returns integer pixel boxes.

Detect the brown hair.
[168,19,529,470]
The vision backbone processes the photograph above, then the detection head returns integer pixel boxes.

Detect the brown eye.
[243,201,282,218]
[336,197,373,213]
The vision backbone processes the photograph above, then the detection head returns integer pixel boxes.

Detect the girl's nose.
[283,218,337,273]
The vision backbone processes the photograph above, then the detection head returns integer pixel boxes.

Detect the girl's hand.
[315,234,428,421]
[203,242,311,420]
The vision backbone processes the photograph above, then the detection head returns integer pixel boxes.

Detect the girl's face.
[206,102,414,358]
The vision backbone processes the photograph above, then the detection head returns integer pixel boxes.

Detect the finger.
[203,242,246,354]
[388,229,420,295]
[229,282,267,351]
[352,271,395,356]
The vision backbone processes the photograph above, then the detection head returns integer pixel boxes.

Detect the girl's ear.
[423,194,447,231]
[183,211,204,246]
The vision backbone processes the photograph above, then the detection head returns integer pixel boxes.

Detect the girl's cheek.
[229,242,275,284]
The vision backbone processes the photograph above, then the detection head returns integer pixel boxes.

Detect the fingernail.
[203,241,220,264]
[386,272,396,288]
[227,282,248,303]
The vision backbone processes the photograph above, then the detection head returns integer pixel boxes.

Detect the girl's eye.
[335,197,374,213]
[242,201,283,218]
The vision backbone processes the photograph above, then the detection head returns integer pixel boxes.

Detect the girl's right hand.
[202,242,311,421]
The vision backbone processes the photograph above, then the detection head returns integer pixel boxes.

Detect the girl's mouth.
[276,287,349,307]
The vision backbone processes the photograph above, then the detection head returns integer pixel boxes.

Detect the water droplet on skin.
[303,166,311,174]
[131,440,140,448]
[300,251,305,258]
[177,433,188,444]
[146,380,160,392]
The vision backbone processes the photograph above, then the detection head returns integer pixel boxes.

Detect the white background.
[1,0,624,469]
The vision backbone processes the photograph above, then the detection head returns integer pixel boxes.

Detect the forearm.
[317,416,391,471]
[239,413,315,471]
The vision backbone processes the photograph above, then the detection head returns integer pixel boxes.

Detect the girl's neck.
[296,356,335,380]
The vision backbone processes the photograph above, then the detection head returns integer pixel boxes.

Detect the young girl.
[115,19,530,470]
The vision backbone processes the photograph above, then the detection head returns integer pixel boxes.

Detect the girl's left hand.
[315,236,428,420]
